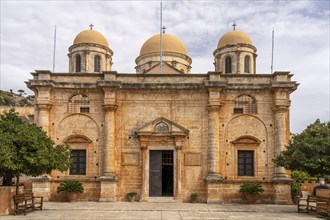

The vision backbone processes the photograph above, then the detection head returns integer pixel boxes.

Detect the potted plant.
[239,182,264,204]
[291,181,302,204]
[126,192,137,202]
[190,193,198,203]
[57,181,84,202]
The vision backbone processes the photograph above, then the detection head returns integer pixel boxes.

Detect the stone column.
[99,104,117,202]
[37,104,51,136]
[140,143,148,202]
[273,105,290,180]
[175,138,183,202]
[102,105,117,177]
[206,105,221,177]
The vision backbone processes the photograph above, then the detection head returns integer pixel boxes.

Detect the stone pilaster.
[102,104,117,177]
[140,143,148,202]
[273,105,290,180]
[206,104,222,178]
[37,104,51,136]
[175,138,183,202]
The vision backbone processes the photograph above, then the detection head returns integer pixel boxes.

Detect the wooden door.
[149,150,162,196]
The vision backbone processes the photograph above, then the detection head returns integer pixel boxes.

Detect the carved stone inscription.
[122,153,139,166]
[185,153,201,166]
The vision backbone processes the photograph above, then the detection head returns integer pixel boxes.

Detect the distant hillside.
[0,90,34,107]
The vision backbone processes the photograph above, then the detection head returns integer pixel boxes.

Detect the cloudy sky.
[1,0,329,133]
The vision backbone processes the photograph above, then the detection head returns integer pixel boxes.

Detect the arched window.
[244,56,250,73]
[68,94,90,113]
[76,55,81,73]
[225,57,232,73]
[155,122,169,133]
[94,55,101,72]
[234,95,257,114]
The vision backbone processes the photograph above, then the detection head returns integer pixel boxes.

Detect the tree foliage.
[273,119,330,176]
[0,109,71,186]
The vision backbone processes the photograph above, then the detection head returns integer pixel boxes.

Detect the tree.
[273,119,330,177]
[0,109,71,193]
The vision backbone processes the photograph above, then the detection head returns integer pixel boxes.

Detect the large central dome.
[73,29,109,48]
[140,33,188,56]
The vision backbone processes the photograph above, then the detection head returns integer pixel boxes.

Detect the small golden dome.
[73,29,109,48]
[140,33,188,56]
[217,30,252,48]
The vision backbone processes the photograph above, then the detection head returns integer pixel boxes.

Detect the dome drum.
[136,33,192,74]
[68,29,113,73]
[214,29,257,74]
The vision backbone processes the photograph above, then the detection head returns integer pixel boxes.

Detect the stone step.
[148,197,175,203]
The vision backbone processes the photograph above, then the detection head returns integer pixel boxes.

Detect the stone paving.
[0,202,318,220]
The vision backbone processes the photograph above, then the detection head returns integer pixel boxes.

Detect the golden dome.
[140,33,188,56]
[217,30,252,48]
[73,29,109,48]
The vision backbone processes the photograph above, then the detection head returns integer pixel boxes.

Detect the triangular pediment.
[145,62,183,74]
[134,117,189,137]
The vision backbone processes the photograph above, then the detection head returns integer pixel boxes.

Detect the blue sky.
[0,0,329,133]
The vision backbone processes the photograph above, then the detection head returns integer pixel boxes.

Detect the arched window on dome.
[225,57,232,73]
[68,94,90,113]
[244,56,250,73]
[94,55,101,72]
[234,95,257,114]
[76,55,81,73]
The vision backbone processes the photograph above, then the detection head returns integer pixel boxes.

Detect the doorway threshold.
[148,197,175,203]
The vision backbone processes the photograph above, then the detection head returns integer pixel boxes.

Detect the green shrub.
[57,181,84,193]
[239,182,264,195]
[291,170,310,182]
[190,193,198,203]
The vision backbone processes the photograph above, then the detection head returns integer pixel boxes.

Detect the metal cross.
[232,22,237,30]
[89,24,94,30]
[162,26,167,34]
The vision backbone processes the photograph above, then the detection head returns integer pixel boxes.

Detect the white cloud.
[0,0,329,133]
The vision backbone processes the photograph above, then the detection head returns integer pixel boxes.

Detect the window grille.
[234,95,257,114]
[238,150,254,176]
[68,94,90,113]
[76,55,81,73]
[162,150,173,165]
[70,150,86,175]
[225,57,232,73]
[94,55,101,72]
[244,56,250,73]
[155,122,169,133]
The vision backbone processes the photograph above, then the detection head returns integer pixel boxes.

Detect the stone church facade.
[26,26,298,204]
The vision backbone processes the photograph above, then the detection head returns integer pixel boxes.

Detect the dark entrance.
[149,150,174,197]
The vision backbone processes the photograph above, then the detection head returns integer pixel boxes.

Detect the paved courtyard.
[1,202,318,220]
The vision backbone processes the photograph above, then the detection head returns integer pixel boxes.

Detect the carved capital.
[204,174,225,183]
[99,175,117,182]
[272,105,289,112]
[207,105,220,112]
[104,104,118,112]
[175,138,184,150]
[37,104,52,110]
[140,142,148,150]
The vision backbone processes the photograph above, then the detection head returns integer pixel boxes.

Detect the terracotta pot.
[129,195,136,202]
[67,193,78,202]
[245,194,258,204]
[292,195,300,205]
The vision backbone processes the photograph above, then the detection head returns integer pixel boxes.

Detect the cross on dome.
[89,24,94,30]
[162,26,167,34]
[232,22,237,30]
